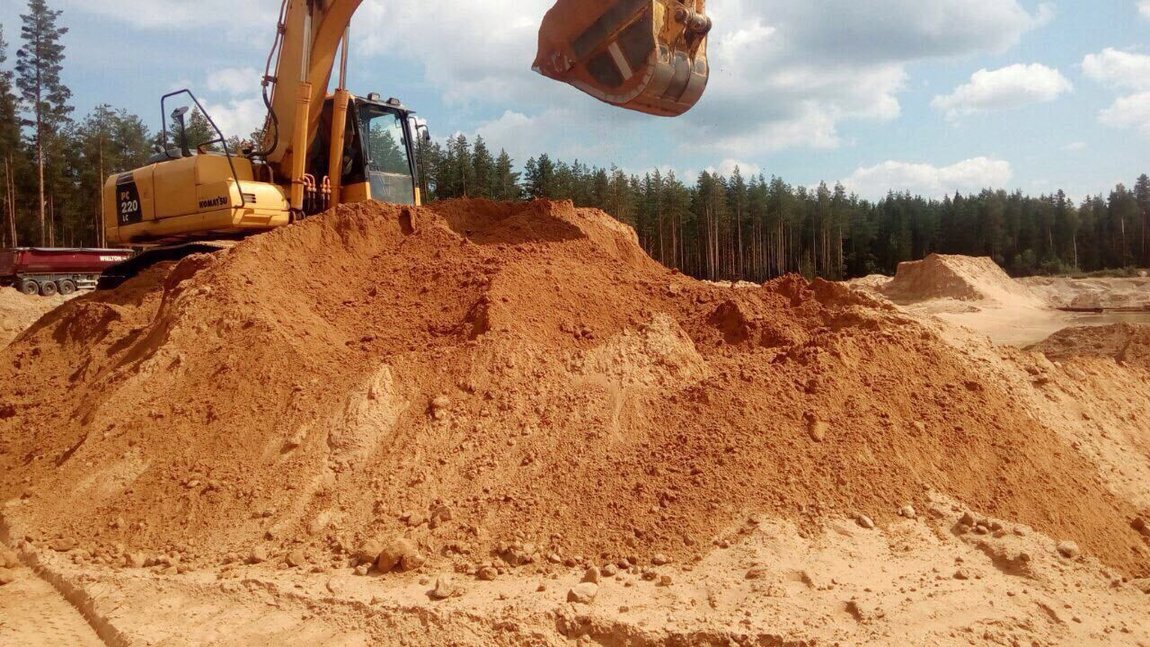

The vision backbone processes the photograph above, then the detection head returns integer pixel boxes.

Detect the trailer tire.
[57,279,77,296]
[39,281,58,297]
[19,279,40,296]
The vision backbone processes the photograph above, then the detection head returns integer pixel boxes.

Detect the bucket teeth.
[534,0,710,117]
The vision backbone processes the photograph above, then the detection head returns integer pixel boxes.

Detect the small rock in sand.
[899,505,917,519]
[429,575,461,600]
[0,568,16,586]
[651,553,671,566]
[1133,517,1150,538]
[567,582,599,604]
[247,546,268,564]
[50,538,77,552]
[477,566,498,581]
[354,540,384,566]
[430,395,451,420]
[1057,541,1081,559]
[808,420,829,442]
[583,567,601,584]
[856,515,875,529]
[376,538,424,573]
[286,550,307,568]
[0,548,18,569]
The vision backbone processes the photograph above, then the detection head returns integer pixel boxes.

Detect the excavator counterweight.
[535,0,710,117]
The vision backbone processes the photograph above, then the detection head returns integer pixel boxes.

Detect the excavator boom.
[535,0,710,117]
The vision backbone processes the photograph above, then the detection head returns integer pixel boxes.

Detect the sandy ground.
[0,287,73,348]
[3,498,1149,647]
[854,260,1150,347]
[1,246,1148,646]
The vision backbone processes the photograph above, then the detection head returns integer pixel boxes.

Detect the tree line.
[3,0,1148,280]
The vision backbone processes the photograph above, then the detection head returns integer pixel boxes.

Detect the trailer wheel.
[57,279,77,296]
[19,279,40,296]
[39,281,58,297]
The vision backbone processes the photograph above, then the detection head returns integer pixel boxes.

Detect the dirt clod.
[1057,541,1081,559]
[567,582,599,604]
[286,550,307,568]
[582,567,601,584]
[376,538,423,573]
[429,575,461,600]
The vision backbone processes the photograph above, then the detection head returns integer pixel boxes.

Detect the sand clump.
[0,200,1148,586]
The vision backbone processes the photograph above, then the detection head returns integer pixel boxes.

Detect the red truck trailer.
[0,248,135,297]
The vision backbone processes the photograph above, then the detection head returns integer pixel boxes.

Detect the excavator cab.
[308,94,422,213]
[535,0,710,117]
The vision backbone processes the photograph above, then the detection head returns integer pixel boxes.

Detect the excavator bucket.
[534,0,710,117]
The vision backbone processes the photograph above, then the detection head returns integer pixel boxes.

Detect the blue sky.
[1,0,1147,200]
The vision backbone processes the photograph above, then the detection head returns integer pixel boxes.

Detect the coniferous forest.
[2,1,1148,281]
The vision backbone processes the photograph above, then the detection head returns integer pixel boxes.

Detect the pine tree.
[491,149,520,201]
[1134,173,1150,266]
[470,135,494,199]
[523,153,555,199]
[16,0,73,245]
[0,26,24,247]
[68,105,150,246]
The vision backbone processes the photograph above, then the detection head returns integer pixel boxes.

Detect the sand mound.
[1030,323,1150,371]
[0,200,1145,577]
[882,254,1043,307]
[0,288,70,348]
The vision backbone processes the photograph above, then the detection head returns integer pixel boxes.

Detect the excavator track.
[0,566,106,647]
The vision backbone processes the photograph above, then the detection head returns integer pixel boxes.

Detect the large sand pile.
[882,254,1044,307]
[1,200,1146,580]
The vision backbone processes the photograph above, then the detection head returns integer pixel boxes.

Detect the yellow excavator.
[100,0,710,282]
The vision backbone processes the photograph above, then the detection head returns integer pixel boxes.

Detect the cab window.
[359,108,415,205]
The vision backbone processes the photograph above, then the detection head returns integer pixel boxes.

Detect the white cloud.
[1063,141,1087,151]
[931,64,1072,119]
[1099,92,1150,139]
[706,160,762,178]
[474,108,639,165]
[58,0,274,29]
[842,157,1013,199]
[1082,48,1150,91]
[1082,48,1150,139]
[1141,1,1150,19]
[202,98,266,140]
[206,68,262,97]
